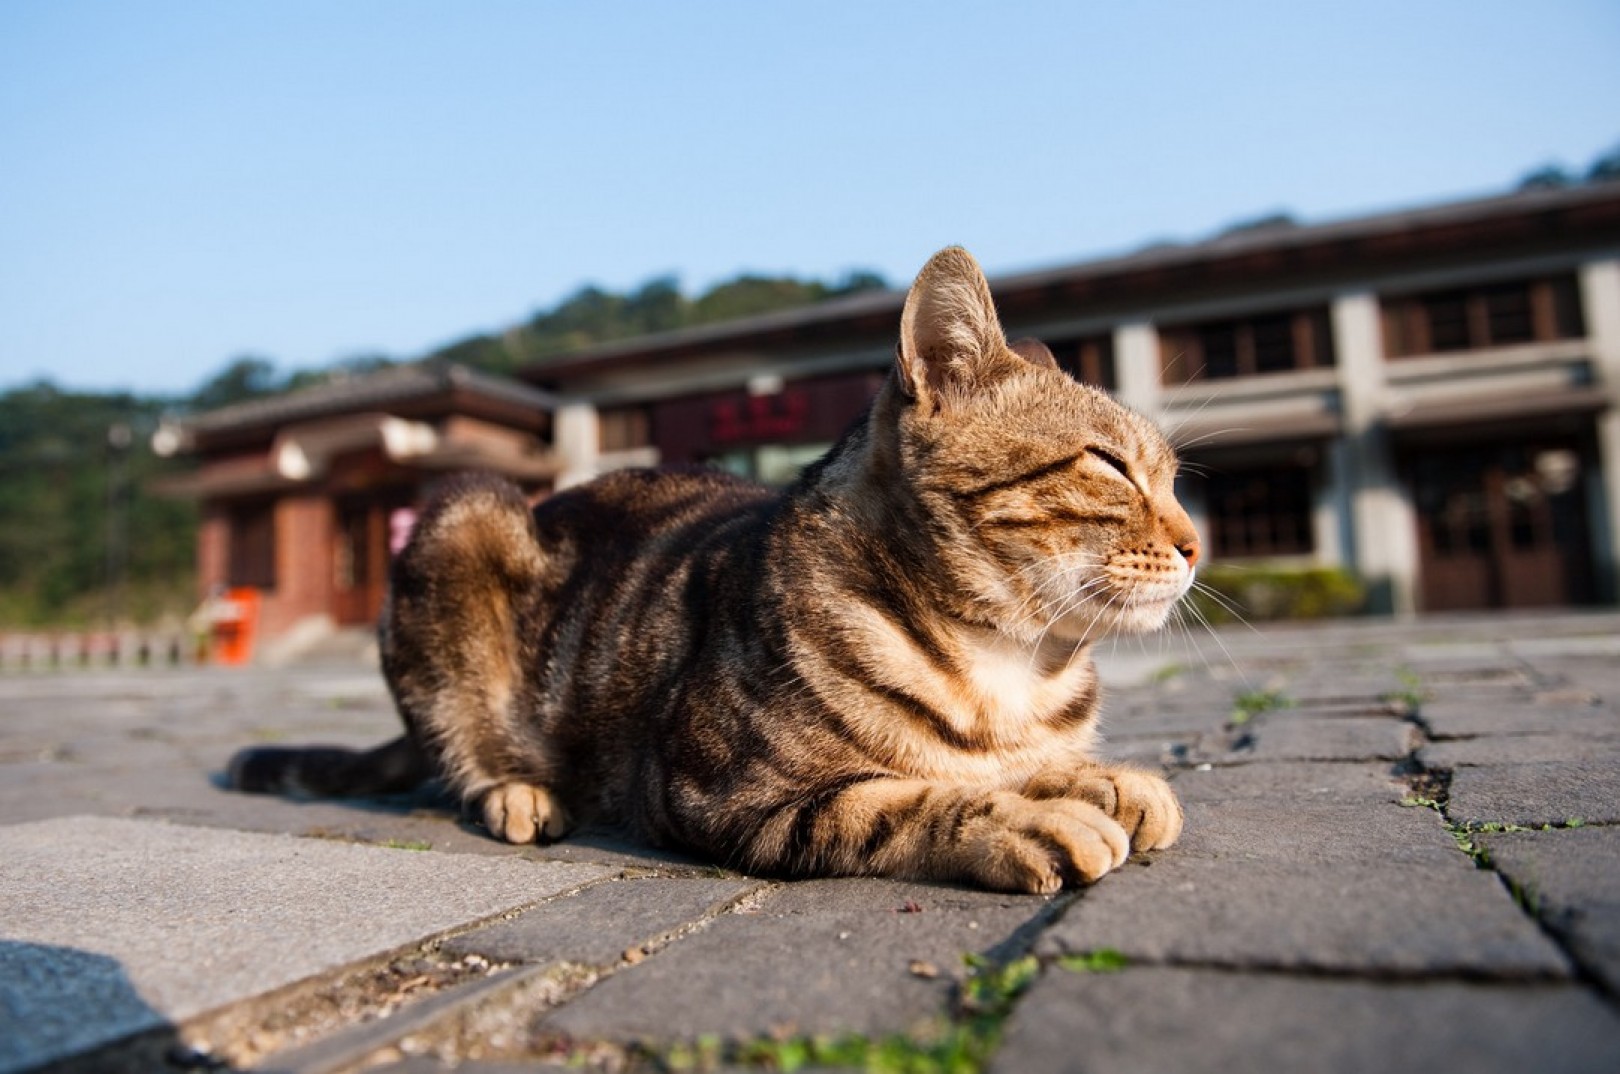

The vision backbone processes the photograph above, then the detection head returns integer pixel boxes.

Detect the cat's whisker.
[1179,593,1252,688]
[1190,579,1261,635]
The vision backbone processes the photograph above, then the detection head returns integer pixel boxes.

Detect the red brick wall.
[256,495,334,642]
[197,509,229,600]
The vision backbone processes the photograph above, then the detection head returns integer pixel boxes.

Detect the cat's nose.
[1176,537,1200,568]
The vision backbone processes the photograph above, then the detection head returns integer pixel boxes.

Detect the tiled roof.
[183,362,556,434]
[521,182,1620,373]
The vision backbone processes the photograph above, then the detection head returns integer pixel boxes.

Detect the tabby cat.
[230,246,1201,893]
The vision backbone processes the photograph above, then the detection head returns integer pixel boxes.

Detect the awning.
[1386,385,1610,433]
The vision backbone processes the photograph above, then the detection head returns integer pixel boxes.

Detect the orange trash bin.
[211,587,261,666]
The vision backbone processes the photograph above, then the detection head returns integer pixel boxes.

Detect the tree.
[1589,143,1620,183]
[188,355,282,412]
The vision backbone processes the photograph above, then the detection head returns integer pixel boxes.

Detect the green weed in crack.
[1399,779,1587,867]
[1382,667,1430,714]
[1056,949,1128,974]
[661,953,1042,1073]
[1228,688,1292,727]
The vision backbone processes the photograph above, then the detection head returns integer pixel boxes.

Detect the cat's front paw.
[960,792,1130,894]
[481,782,570,844]
[1107,768,1182,851]
[1027,766,1183,852]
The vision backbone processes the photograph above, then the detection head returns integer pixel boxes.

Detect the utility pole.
[105,422,131,630]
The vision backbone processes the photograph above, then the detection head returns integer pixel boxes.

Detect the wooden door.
[332,496,397,626]
[1410,440,1592,611]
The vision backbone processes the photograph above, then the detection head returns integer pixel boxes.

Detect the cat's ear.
[896,247,1020,405]
[1009,338,1059,371]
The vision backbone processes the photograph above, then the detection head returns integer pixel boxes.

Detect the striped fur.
[230,247,1200,893]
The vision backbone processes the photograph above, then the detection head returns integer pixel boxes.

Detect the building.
[173,183,1620,657]
[520,183,1620,615]
[164,363,558,657]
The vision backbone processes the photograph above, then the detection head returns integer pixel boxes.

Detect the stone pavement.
[2,612,1619,1073]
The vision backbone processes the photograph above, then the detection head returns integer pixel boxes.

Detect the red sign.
[709,389,810,444]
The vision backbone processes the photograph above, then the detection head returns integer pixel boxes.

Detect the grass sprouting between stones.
[1382,667,1430,712]
[1056,948,1128,974]
[1228,688,1292,726]
[659,953,1043,1073]
[1398,794,1585,866]
[379,838,433,851]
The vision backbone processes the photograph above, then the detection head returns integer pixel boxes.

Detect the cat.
[230,246,1201,894]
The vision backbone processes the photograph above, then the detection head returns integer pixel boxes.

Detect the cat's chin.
[1049,594,1183,640]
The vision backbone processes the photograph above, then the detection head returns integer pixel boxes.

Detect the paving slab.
[1482,826,1620,995]
[1173,797,1464,868]
[1095,734,1193,766]
[1420,735,1620,769]
[443,877,760,967]
[1271,673,1411,703]
[756,876,1052,916]
[1036,854,1569,977]
[1448,761,1620,827]
[541,903,1040,1044]
[0,816,612,1072]
[1171,760,1411,805]
[1097,700,1226,737]
[992,967,1620,1074]
[1232,714,1420,763]
[5,622,1620,1072]
[1419,699,1619,740]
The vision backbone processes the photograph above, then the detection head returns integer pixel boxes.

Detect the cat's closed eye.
[1086,446,1133,481]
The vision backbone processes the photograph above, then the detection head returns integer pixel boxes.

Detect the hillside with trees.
[0,269,888,629]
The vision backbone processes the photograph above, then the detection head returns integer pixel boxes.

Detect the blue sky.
[2,1,1617,397]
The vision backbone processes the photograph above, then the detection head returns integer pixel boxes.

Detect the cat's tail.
[227,734,428,798]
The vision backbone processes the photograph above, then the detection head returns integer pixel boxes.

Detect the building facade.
[166,364,558,658]
[521,185,1620,615]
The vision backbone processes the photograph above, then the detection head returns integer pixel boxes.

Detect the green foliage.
[432,268,889,373]
[1518,141,1620,190]
[695,954,1041,1073]
[187,354,282,411]
[1056,949,1128,973]
[0,382,196,627]
[1382,667,1429,712]
[1229,688,1292,726]
[378,838,432,851]
[0,268,885,628]
[1190,565,1365,624]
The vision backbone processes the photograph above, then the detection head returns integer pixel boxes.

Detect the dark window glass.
[1205,465,1313,558]
[1424,293,1471,351]
[1251,315,1295,373]
[1383,275,1585,357]
[1483,283,1534,345]
[1199,323,1240,380]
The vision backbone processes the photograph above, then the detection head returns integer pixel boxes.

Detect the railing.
[0,631,199,672]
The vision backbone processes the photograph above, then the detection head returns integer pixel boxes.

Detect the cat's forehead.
[986,367,1174,464]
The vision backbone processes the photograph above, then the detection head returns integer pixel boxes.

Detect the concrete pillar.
[1332,292,1418,615]
[1113,321,1162,419]
[554,403,600,490]
[1313,440,1350,567]
[1579,259,1620,602]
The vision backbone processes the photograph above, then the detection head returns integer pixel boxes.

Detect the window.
[703,442,832,486]
[1047,335,1116,391]
[1205,465,1314,558]
[1160,308,1333,384]
[227,501,276,588]
[598,405,652,452]
[1382,275,1585,357]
